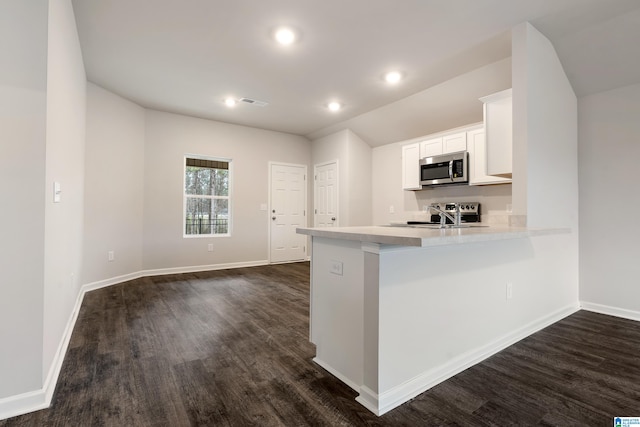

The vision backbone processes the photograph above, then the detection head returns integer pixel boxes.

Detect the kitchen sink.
[414,224,488,229]
[386,223,488,229]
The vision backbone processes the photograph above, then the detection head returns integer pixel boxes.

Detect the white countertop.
[296,224,570,247]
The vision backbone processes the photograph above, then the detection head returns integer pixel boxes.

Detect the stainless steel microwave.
[419,151,468,186]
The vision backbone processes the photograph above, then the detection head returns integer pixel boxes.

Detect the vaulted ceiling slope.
[72,0,640,144]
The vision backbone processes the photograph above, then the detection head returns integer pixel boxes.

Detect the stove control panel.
[428,202,481,223]
[430,202,480,214]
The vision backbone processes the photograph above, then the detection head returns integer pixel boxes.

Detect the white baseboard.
[0,389,49,422]
[83,271,143,293]
[580,301,640,322]
[142,260,269,277]
[43,287,86,403]
[367,302,581,416]
[312,357,360,392]
[0,286,87,421]
[355,386,380,416]
[0,259,271,421]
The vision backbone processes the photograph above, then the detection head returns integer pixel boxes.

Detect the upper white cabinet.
[401,142,421,190]
[419,137,442,157]
[467,128,512,186]
[401,122,508,191]
[480,88,512,177]
[419,132,466,158]
[443,132,467,153]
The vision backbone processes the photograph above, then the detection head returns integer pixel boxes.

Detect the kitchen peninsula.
[297,224,577,415]
[296,18,581,417]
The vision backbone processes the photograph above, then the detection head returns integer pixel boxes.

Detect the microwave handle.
[448,160,453,181]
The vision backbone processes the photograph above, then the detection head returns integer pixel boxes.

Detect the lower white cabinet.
[401,142,421,190]
[467,128,511,185]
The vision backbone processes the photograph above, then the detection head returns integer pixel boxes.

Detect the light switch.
[53,182,61,203]
[259,203,267,211]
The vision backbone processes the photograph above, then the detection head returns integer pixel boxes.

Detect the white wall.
[83,90,313,281]
[345,131,372,226]
[312,129,372,226]
[375,233,578,409]
[143,110,311,270]
[308,56,513,147]
[0,0,48,400]
[512,22,578,229]
[310,231,580,415]
[43,0,87,385]
[579,82,640,315]
[82,83,145,285]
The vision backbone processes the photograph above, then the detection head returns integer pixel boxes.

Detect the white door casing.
[314,161,338,227]
[269,163,307,263]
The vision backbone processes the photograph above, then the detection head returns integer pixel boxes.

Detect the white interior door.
[270,163,307,263]
[314,161,338,227]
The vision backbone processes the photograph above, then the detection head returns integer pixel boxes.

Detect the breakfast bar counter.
[296,224,577,416]
[297,224,565,248]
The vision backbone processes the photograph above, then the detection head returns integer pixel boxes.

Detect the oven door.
[420,152,468,186]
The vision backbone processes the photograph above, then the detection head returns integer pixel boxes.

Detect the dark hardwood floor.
[2,262,639,426]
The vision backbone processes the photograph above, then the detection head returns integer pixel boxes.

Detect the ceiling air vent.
[239,97,269,107]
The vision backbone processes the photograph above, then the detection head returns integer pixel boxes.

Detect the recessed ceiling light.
[384,71,403,84]
[224,98,237,107]
[274,27,296,45]
[327,102,342,112]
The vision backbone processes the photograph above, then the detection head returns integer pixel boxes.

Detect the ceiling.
[71,0,640,146]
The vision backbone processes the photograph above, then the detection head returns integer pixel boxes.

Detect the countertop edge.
[296,225,571,248]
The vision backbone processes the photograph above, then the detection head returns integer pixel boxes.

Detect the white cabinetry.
[419,137,442,157]
[467,128,512,186]
[402,122,508,191]
[401,142,421,190]
[480,88,512,177]
[419,132,467,158]
[443,132,467,153]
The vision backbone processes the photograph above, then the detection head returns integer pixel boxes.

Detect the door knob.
[331,217,336,221]
[272,216,276,220]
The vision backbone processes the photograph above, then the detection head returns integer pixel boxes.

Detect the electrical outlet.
[53,182,61,203]
[389,205,395,214]
[330,260,343,276]
[207,243,214,252]
[108,251,115,262]
[506,282,513,300]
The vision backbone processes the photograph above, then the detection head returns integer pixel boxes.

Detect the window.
[184,156,231,236]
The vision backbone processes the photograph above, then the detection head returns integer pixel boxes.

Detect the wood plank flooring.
[2,262,639,426]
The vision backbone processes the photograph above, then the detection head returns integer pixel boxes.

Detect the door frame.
[268,161,308,263]
[313,159,339,227]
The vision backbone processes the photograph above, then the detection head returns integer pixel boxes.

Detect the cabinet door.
[467,128,511,186]
[402,143,421,190]
[420,137,443,158]
[443,132,467,153]
[481,89,512,177]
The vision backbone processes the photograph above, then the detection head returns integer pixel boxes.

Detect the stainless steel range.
[408,202,481,225]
